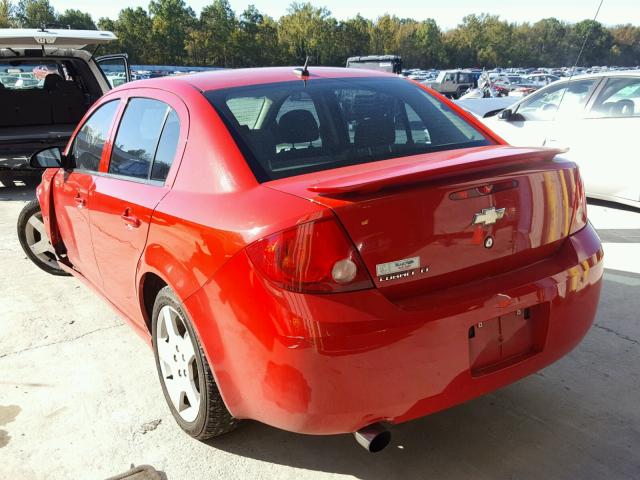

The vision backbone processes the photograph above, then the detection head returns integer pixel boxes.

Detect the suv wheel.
[17,199,70,276]
[152,286,238,440]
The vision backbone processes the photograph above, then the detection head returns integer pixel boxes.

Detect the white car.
[483,71,640,208]
[0,29,130,172]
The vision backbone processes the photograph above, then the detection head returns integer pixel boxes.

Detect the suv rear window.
[205,77,490,182]
[0,62,63,90]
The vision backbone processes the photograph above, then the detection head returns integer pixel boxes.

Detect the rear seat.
[53,80,86,124]
[0,74,87,129]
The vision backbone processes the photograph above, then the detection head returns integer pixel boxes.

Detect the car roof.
[122,66,397,93]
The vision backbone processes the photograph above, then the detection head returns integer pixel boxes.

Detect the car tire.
[152,286,238,440]
[17,199,70,276]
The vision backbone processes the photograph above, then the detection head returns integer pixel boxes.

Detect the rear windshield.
[0,62,64,90]
[205,77,491,182]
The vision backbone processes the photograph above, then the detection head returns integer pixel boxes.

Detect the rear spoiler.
[308,146,568,195]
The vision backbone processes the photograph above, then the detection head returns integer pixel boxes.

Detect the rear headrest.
[278,110,319,144]
[354,116,396,148]
[611,99,634,117]
[43,74,63,91]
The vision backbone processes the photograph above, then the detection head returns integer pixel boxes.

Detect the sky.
[48,0,640,29]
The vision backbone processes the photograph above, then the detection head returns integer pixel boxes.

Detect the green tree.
[278,2,338,65]
[199,0,238,67]
[57,9,96,29]
[148,0,196,65]
[569,20,613,66]
[610,24,640,66]
[0,0,14,28]
[15,0,55,28]
[113,8,152,64]
[338,14,371,60]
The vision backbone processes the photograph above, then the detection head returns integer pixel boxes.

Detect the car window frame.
[77,89,190,188]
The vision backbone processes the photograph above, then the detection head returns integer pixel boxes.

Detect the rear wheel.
[17,199,70,276]
[152,286,238,440]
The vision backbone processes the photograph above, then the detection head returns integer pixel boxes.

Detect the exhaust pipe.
[353,423,391,453]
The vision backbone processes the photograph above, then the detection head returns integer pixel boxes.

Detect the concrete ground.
[1,174,639,480]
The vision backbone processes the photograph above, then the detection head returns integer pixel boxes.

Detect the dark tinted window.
[109,98,169,179]
[206,77,490,182]
[151,109,180,181]
[72,100,119,171]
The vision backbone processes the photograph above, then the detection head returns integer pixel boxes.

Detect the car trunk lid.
[265,145,581,299]
[0,29,117,49]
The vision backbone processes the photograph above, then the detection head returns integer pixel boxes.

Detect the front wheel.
[152,286,238,440]
[17,199,70,276]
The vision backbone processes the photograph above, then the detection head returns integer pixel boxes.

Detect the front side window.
[591,77,640,118]
[206,77,490,182]
[72,100,119,172]
[517,79,598,121]
[109,98,180,181]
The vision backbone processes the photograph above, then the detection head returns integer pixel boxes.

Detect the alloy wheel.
[156,305,201,422]
[23,211,62,271]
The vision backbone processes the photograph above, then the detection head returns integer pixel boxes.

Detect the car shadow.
[0,171,39,202]
[201,376,624,480]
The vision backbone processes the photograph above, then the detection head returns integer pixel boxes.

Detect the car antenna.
[550,0,604,124]
[294,56,310,78]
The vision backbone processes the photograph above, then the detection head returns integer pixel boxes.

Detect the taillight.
[246,217,374,293]
[570,170,588,235]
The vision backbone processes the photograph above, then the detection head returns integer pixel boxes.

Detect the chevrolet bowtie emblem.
[472,207,506,226]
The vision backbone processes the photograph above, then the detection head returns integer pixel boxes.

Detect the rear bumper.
[185,223,603,435]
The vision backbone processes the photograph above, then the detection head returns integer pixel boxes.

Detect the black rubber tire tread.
[17,199,70,276]
[152,286,238,440]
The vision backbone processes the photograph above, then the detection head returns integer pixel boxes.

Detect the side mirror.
[29,147,65,169]
[498,108,513,121]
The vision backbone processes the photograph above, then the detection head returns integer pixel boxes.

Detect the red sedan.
[18,67,603,452]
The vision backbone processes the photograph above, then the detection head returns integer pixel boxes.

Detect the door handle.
[74,194,86,208]
[121,209,141,229]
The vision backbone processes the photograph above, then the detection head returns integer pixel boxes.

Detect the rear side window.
[206,77,490,182]
[109,98,180,181]
[72,100,119,172]
[591,77,640,118]
[151,110,180,181]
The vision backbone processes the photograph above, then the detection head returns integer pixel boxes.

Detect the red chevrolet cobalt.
[18,67,603,452]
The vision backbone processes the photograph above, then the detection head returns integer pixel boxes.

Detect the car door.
[96,54,132,88]
[559,76,640,202]
[88,91,186,325]
[52,100,120,285]
[487,78,599,147]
